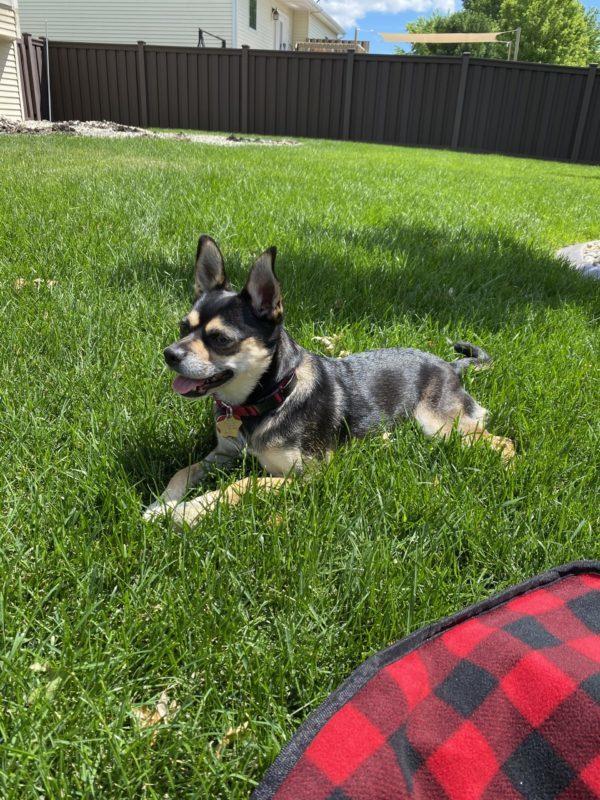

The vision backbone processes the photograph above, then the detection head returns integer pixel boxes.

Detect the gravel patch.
[0,117,299,147]
[556,241,600,281]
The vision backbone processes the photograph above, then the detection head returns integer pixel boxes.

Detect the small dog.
[144,235,514,525]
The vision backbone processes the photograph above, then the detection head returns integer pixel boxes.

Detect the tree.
[463,0,503,20]
[403,10,507,59]
[499,0,591,66]
[404,0,599,65]
[585,7,600,63]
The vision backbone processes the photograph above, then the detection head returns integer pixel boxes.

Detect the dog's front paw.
[169,490,222,528]
[143,499,178,522]
[493,436,516,464]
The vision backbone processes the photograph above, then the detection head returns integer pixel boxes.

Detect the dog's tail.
[450,341,492,375]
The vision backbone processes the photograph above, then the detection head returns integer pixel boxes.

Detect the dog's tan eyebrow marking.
[205,316,239,339]
[189,338,211,360]
[187,309,200,328]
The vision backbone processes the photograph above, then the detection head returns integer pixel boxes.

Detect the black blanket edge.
[251,560,600,799]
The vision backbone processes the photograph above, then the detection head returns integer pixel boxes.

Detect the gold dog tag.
[216,415,242,438]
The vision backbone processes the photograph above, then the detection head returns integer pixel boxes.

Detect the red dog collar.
[214,371,297,421]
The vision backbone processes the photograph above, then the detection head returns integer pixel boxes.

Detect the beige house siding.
[0,2,24,120]
[292,9,341,46]
[291,12,307,46]
[0,3,18,37]
[0,40,23,119]
[19,0,232,48]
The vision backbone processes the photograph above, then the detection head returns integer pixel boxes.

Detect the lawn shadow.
[119,417,259,504]
[277,221,599,335]
[120,221,599,338]
[119,423,215,505]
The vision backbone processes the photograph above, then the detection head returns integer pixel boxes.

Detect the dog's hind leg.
[143,434,244,521]
[414,399,515,463]
[168,476,287,528]
[459,425,516,463]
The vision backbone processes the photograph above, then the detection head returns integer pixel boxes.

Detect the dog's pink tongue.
[173,375,203,395]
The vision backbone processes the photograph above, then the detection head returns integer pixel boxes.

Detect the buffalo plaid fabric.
[253,562,600,800]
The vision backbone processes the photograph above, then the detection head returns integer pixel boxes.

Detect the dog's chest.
[214,414,303,476]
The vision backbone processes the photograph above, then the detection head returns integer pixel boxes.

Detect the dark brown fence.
[16,34,49,120]
[18,37,600,164]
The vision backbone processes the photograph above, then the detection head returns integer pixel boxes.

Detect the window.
[249,0,257,29]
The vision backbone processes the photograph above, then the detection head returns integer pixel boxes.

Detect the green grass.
[1,133,599,799]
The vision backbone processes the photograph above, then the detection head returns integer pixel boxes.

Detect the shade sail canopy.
[381,32,506,43]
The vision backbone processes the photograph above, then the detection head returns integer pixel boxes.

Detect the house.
[18,0,344,52]
[0,0,24,120]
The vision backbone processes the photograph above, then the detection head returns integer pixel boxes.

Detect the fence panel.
[581,78,600,163]
[460,60,589,161]
[16,35,47,120]
[15,36,600,164]
[575,66,600,164]
[348,55,462,147]
[248,50,347,138]
[48,42,142,126]
[144,46,241,131]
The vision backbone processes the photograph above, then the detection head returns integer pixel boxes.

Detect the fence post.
[513,27,521,61]
[452,51,470,149]
[240,45,249,133]
[342,50,355,139]
[17,38,31,118]
[571,63,597,162]
[43,36,52,121]
[137,41,148,127]
[22,33,41,120]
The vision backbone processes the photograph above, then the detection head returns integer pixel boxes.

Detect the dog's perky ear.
[195,235,228,296]
[244,247,283,322]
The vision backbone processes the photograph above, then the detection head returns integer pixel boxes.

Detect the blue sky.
[319,0,599,55]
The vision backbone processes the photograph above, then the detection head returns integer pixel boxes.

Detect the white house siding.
[0,2,23,120]
[237,0,280,50]
[19,0,232,49]
[307,12,336,39]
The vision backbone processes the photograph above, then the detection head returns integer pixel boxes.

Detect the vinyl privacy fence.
[17,37,600,164]
[16,34,49,121]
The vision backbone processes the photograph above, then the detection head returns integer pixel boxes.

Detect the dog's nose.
[163,346,182,367]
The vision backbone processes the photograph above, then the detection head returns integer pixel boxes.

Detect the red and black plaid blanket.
[253,562,600,800]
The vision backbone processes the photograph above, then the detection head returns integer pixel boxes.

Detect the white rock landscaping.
[556,241,600,281]
[0,118,299,147]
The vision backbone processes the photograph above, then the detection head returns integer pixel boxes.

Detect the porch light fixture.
[272,8,280,20]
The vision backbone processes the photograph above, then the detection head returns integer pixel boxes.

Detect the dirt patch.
[0,118,299,147]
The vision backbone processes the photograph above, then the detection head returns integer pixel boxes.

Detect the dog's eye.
[209,332,233,347]
[179,319,191,337]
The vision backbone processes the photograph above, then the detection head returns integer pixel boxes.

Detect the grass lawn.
[1,133,599,798]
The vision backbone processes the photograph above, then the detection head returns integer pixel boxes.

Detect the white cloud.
[319,0,456,34]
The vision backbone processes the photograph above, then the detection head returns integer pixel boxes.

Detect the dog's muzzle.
[171,371,233,398]
[164,346,233,397]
